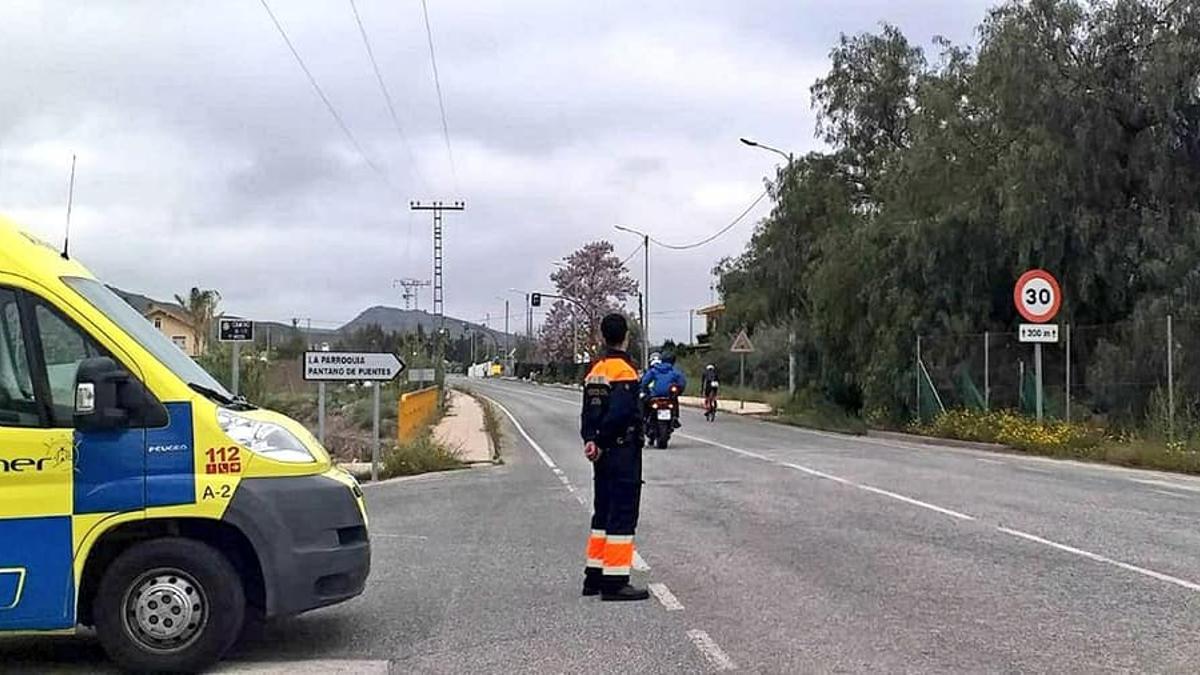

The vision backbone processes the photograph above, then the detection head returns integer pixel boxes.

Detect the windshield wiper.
[188,382,256,410]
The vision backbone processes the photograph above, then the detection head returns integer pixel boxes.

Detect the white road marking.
[575,493,588,506]
[679,432,771,461]
[214,660,390,674]
[686,629,737,671]
[481,382,578,407]
[481,394,559,470]
[648,582,685,610]
[855,484,975,521]
[633,551,651,571]
[975,457,1005,465]
[1150,488,1189,500]
[685,434,973,522]
[997,526,1200,593]
[371,533,429,540]
[780,462,853,485]
[1132,478,1200,494]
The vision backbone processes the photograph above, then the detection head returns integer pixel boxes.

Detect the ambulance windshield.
[62,276,235,403]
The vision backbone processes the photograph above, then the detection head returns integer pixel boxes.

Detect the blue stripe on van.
[73,424,144,514]
[0,516,74,629]
[146,402,195,507]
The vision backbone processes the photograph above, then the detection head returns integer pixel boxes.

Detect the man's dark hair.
[600,313,628,347]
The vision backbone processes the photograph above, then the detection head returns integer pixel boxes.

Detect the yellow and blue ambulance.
[0,217,370,671]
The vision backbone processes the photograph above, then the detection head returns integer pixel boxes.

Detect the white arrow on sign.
[303,351,406,381]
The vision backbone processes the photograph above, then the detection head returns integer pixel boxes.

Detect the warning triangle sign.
[730,329,755,353]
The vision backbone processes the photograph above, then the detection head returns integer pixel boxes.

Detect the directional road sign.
[730,329,755,353]
[304,351,406,381]
[218,318,254,343]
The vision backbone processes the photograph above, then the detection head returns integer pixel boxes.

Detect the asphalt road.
[7,376,1200,672]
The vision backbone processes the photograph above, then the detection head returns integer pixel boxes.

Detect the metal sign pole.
[739,353,745,411]
[231,342,240,396]
[1065,323,1071,423]
[1168,314,1175,440]
[371,383,381,482]
[318,382,326,444]
[1034,342,1043,422]
[983,331,990,411]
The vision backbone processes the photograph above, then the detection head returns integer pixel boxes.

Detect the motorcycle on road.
[645,385,681,449]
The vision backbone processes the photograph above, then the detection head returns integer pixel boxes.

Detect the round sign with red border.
[1013,269,1061,323]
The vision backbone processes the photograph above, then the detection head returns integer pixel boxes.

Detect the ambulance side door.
[0,286,75,630]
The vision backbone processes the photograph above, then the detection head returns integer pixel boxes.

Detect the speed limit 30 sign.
[1014,269,1061,323]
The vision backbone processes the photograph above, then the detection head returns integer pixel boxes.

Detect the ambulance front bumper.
[223,474,371,618]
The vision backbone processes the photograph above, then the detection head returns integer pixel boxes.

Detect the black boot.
[600,576,650,601]
[601,583,650,601]
[582,569,603,597]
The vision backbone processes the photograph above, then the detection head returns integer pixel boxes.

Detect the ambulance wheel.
[95,537,245,673]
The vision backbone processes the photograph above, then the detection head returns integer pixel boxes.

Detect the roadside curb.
[450,386,505,465]
[357,469,467,489]
[679,396,773,416]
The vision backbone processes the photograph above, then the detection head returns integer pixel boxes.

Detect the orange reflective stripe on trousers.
[586,529,606,568]
[602,535,634,575]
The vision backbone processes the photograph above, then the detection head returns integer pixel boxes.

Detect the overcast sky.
[0,0,997,344]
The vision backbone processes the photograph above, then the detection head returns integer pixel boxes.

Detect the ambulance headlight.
[217,409,314,463]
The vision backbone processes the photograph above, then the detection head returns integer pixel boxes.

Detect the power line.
[260,0,386,179]
[649,189,769,250]
[620,242,644,267]
[348,0,424,188]
[419,0,457,185]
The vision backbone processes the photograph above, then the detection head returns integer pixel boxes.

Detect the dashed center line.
[687,629,738,671]
[648,582,685,611]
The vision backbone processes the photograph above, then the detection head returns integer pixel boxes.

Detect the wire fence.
[917,314,1195,436]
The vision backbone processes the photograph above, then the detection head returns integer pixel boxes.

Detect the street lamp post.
[615,225,650,371]
[495,296,510,375]
[741,136,797,398]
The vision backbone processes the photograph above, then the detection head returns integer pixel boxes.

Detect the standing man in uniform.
[581,313,649,601]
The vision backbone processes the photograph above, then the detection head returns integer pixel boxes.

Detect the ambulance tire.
[95,537,245,673]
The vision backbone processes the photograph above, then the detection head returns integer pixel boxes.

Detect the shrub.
[777,388,867,435]
[381,434,463,478]
[918,409,1104,455]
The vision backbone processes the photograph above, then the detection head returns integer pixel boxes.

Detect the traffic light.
[531,293,542,307]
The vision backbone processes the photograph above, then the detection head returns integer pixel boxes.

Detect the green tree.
[174,287,221,355]
[717,0,1200,423]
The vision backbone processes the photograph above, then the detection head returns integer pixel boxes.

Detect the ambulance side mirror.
[74,357,167,431]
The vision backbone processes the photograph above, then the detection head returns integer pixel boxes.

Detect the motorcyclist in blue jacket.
[641,351,687,427]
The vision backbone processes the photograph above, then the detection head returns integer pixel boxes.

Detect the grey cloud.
[1,0,999,344]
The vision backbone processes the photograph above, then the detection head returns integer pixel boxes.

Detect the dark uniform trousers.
[581,349,643,587]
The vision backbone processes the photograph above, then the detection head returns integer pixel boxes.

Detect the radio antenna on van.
[61,153,76,260]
